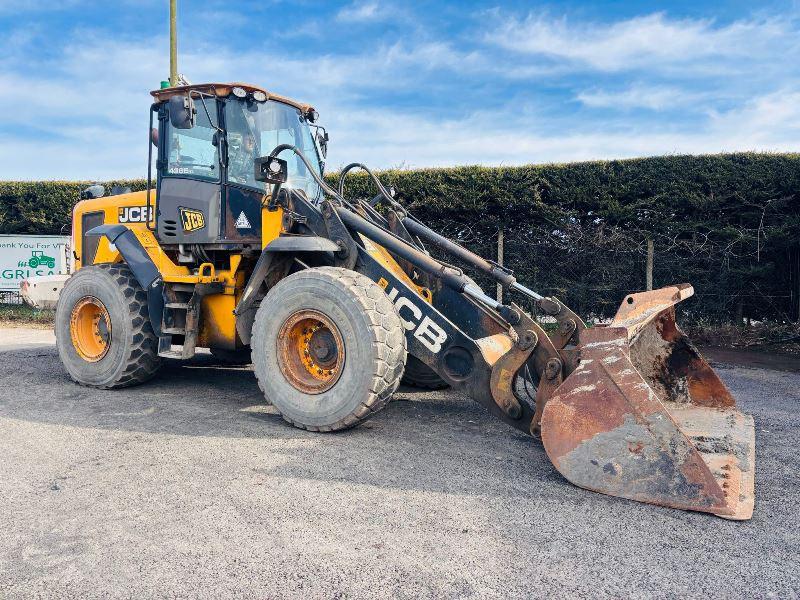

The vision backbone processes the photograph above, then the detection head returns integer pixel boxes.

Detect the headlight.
[232,86,247,98]
[252,90,267,102]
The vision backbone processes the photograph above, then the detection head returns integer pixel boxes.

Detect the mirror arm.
[309,123,329,161]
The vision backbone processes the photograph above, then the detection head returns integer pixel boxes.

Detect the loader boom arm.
[261,144,756,520]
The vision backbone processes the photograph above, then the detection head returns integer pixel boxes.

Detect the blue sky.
[1,0,799,179]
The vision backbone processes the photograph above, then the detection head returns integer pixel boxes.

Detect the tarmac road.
[0,328,798,599]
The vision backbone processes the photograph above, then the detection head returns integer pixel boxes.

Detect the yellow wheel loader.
[56,82,755,519]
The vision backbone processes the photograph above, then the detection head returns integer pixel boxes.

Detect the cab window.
[163,101,219,181]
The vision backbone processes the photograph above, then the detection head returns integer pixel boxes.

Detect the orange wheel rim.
[69,296,111,362]
[277,310,345,394]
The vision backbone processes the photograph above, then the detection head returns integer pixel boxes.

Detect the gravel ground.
[0,328,798,599]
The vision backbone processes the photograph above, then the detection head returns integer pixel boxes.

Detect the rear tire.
[55,263,162,389]
[251,267,406,431]
[400,355,449,390]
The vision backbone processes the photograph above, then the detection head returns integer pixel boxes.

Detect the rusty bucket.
[540,285,755,519]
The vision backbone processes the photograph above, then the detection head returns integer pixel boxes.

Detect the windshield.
[225,98,322,201]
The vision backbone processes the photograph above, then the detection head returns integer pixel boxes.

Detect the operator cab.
[148,82,326,260]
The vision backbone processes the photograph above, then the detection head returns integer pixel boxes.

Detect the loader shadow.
[3,345,793,509]
[0,346,313,440]
[0,345,566,499]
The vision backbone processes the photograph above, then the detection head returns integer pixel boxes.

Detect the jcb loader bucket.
[540,284,755,519]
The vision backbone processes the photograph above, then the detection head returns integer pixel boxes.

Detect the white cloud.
[336,1,387,23]
[0,13,798,181]
[181,39,490,98]
[485,12,794,72]
[706,89,800,147]
[576,84,707,111]
[0,34,167,180]
[276,20,324,40]
[319,88,800,171]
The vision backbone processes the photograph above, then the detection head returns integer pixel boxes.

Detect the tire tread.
[57,263,161,389]
[251,266,406,431]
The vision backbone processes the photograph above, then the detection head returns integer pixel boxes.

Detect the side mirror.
[316,129,329,159]
[168,94,196,129]
[254,156,288,185]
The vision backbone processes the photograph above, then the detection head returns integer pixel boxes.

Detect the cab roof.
[150,82,314,114]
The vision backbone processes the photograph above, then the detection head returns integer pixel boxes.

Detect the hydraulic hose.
[269,144,346,204]
[268,144,538,312]
[337,162,406,213]
[335,163,397,225]
[401,217,518,290]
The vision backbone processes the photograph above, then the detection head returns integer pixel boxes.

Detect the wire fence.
[419,212,800,325]
[0,291,22,305]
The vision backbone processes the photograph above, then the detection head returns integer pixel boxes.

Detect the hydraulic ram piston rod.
[402,217,515,288]
[510,282,543,301]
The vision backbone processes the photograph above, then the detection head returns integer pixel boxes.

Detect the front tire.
[55,263,162,389]
[252,267,406,431]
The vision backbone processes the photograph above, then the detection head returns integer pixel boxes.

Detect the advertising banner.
[0,235,70,291]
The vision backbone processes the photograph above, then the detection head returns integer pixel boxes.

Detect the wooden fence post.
[497,228,504,303]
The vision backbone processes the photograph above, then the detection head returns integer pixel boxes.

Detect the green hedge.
[2,152,799,323]
[336,153,800,324]
[0,180,149,236]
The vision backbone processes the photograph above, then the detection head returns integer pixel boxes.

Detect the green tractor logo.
[20,250,56,269]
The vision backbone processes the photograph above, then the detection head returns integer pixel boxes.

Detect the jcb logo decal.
[179,207,205,232]
[118,206,153,223]
[378,277,447,353]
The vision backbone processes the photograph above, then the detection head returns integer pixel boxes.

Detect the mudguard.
[85,224,164,336]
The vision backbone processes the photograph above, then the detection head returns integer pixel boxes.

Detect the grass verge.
[686,321,800,356]
[0,304,55,328]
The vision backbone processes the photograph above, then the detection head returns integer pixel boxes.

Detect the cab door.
[155,99,223,244]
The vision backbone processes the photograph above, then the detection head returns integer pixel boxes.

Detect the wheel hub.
[277,310,345,394]
[69,296,112,362]
[309,329,336,363]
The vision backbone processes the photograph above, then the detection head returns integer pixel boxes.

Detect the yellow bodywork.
[72,190,421,349]
[72,190,284,350]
